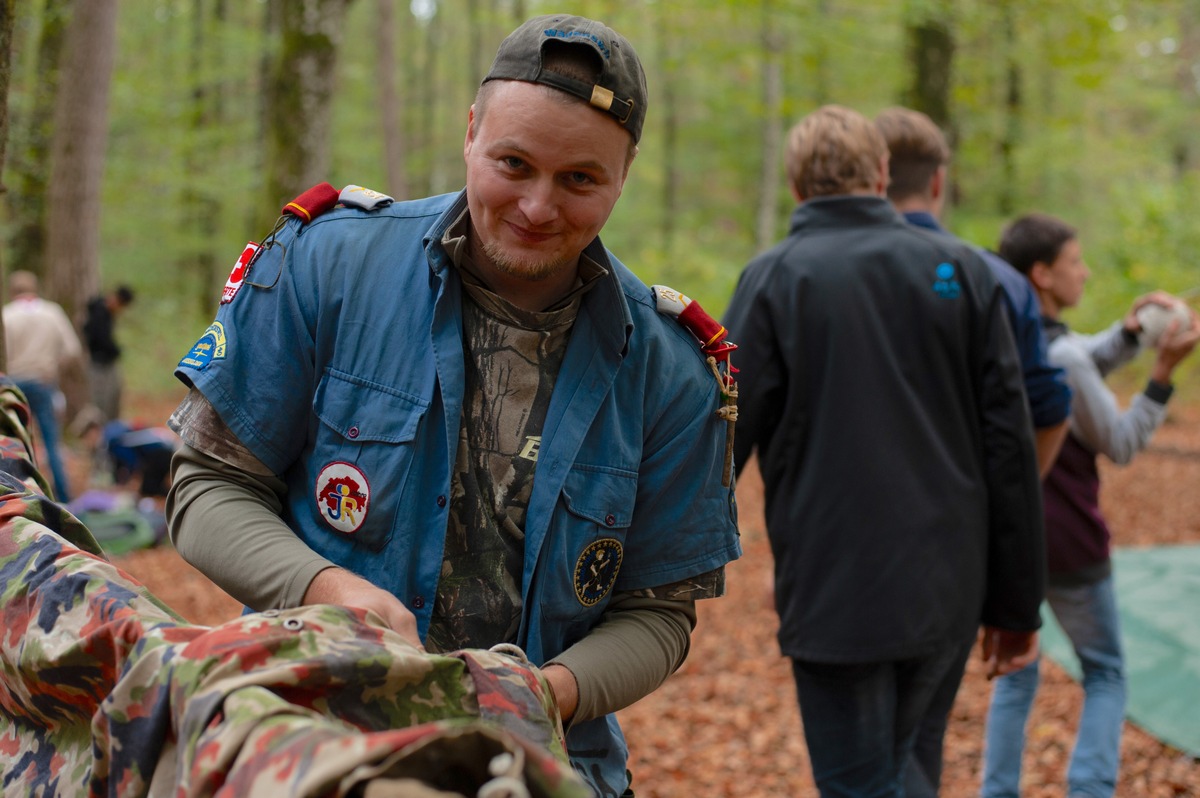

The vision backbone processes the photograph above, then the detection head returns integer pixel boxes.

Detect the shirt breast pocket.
[540,465,638,628]
[308,368,430,553]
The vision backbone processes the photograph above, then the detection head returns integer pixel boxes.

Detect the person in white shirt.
[3,269,83,501]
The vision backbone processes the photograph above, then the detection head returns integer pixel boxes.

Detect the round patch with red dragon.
[315,462,370,534]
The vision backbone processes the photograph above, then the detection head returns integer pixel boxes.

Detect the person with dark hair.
[722,104,1045,797]
[83,283,136,422]
[164,16,740,796]
[876,107,1072,474]
[876,107,1073,794]
[981,213,1199,798]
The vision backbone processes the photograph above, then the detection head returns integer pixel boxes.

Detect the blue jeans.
[982,576,1125,798]
[15,379,72,502]
[791,640,974,798]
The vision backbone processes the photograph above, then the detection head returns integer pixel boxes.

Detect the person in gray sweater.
[982,212,1199,798]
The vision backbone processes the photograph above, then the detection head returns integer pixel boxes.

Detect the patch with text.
[178,322,227,371]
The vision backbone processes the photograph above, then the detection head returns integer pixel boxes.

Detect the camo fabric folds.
[0,378,587,797]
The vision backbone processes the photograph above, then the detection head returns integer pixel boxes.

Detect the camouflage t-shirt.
[426,224,606,653]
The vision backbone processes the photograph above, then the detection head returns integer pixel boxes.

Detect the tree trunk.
[44,0,118,320]
[43,0,117,421]
[377,0,409,199]
[904,14,955,130]
[756,0,784,253]
[466,0,484,89]
[903,2,957,206]
[4,0,74,280]
[0,0,17,367]
[260,0,352,230]
[997,3,1020,215]
[184,0,227,317]
[1173,4,1200,178]
[812,0,831,105]
[414,7,441,198]
[656,5,678,257]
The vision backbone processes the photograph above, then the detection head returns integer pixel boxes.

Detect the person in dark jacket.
[722,104,1046,798]
[83,284,135,422]
[876,106,1072,475]
[875,106,1074,795]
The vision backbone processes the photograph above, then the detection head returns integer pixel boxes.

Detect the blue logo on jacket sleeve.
[178,322,227,371]
[933,262,961,299]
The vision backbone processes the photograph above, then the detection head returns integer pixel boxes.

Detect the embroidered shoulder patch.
[178,322,228,371]
[222,242,260,305]
[574,538,623,606]
[339,184,395,211]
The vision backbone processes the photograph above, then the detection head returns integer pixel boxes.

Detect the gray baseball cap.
[482,14,648,143]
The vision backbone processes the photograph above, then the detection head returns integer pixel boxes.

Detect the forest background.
[1,0,1200,404]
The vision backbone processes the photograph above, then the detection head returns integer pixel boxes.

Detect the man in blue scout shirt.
[165,15,741,797]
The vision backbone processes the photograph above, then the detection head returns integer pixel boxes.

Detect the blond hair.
[786,105,888,199]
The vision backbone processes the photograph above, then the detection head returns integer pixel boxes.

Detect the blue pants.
[15,379,72,502]
[791,639,974,798]
[982,576,1125,798]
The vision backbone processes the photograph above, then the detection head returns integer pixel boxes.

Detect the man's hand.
[304,567,423,650]
[542,663,579,723]
[980,626,1038,680]
[1124,290,1181,335]
[1152,304,1200,384]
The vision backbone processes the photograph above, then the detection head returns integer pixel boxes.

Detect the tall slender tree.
[183,0,228,315]
[904,3,955,129]
[656,3,679,257]
[42,0,118,420]
[0,0,17,366]
[377,0,409,199]
[414,6,442,198]
[260,0,353,230]
[44,0,118,318]
[997,2,1020,215]
[1173,3,1200,178]
[4,0,74,279]
[755,0,784,253]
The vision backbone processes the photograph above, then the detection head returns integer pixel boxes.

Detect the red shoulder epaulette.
[282,182,340,223]
[650,284,739,487]
[650,285,738,364]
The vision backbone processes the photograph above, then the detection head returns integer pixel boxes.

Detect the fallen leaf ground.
[105,395,1200,797]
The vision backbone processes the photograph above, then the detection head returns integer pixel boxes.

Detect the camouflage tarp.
[0,379,589,798]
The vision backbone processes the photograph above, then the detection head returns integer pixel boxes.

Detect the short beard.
[480,238,571,283]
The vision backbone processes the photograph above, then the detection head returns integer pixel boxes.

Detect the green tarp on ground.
[1039,544,1200,757]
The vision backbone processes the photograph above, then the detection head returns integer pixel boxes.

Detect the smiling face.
[463,80,634,309]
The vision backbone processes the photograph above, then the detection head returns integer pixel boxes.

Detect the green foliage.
[5,0,1200,405]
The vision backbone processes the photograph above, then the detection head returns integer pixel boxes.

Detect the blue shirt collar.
[902,210,945,234]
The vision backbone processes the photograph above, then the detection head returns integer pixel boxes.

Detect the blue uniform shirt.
[176,190,742,795]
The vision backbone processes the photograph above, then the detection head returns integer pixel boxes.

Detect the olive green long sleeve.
[166,443,334,610]
[547,593,696,724]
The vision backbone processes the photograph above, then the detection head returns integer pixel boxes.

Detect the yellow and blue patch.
[573,538,623,607]
[178,322,228,371]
